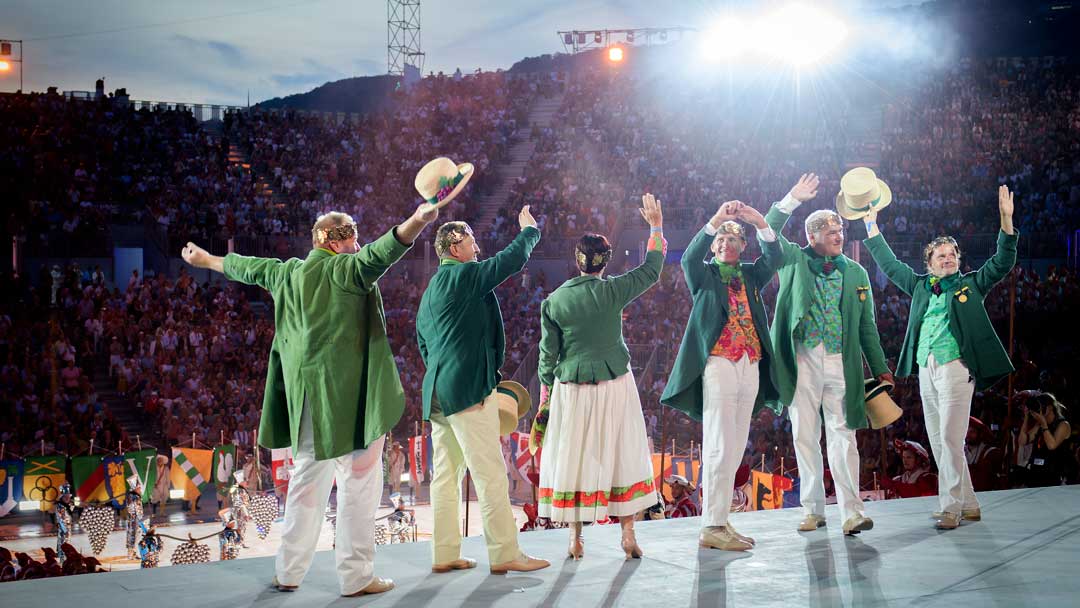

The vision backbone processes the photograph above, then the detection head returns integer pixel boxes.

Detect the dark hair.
[574,233,612,274]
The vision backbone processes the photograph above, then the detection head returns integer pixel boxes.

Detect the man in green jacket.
[660,196,783,551]
[862,185,1017,530]
[766,176,893,536]
[180,202,438,597]
[416,206,549,575]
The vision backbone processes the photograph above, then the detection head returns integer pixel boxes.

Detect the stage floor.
[3,486,1078,607]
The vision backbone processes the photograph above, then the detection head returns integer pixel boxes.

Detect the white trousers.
[275,403,384,595]
[789,343,864,523]
[919,355,979,515]
[701,355,758,527]
[429,391,522,566]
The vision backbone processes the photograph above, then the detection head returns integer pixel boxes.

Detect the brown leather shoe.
[936,513,960,530]
[432,557,478,573]
[271,576,298,592]
[726,523,755,545]
[842,514,874,536]
[798,514,827,532]
[699,526,752,551]
[343,577,395,597]
[490,554,550,574]
[961,508,982,521]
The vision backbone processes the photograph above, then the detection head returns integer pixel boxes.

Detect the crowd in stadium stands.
[1,56,1078,502]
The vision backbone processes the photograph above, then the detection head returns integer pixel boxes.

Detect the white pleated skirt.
[538,371,658,522]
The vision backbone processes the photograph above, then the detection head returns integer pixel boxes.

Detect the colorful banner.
[408,435,428,485]
[509,432,539,486]
[650,454,702,503]
[72,455,109,503]
[23,455,66,511]
[170,448,213,500]
[212,445,237,493]
[122,449,158,503]
[270,447,293,500]
[0,460,23,517]
[749,470,793,510]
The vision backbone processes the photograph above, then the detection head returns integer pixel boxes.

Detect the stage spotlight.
[564,33,573,45]
[608,46,625,62]
[702,18,750,61]
[0,60,10,72]
[763,4,848,65]
[595,31,603,44]
[627,31,634,43]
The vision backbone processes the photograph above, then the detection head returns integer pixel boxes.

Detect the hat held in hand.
[836,167,892,220]
[415,157,474,209]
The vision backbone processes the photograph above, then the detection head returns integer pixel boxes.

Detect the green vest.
[222,228,410,460]
[916,275,963,367]
[538,250,663,387]
[416,227,540,418]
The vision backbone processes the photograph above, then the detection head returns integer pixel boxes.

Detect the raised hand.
[709,200,743,228]
[735,204,768,230]
[181,242,210,268]
[998,184,1015,235]
[790,173,820,203]
[413,202,439,224]
[640,193,663,228]
[519,205,538,230]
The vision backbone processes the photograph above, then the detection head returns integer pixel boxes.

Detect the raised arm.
[766,173,820,267]
[973,185,1019,293]
[862,208,918,296]
[735,204,781,285]
[336,203,439,292]
[609,193,665,306]
[473,206,541,294]
[184,242,286,294]
[684,200,740,293]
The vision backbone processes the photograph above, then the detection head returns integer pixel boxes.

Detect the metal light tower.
[388,0,425,76]
[0,39,24,92]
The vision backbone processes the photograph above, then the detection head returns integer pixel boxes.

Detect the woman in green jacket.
[534,193,664,560]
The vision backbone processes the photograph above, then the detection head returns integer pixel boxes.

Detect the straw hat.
[836,167,892,220]
[414,157,474,209]
[493,380,532,436]
[865,377,901,429]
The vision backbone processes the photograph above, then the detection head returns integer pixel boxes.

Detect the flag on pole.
[23,455,66,511]
[171,448,213,500]
[0,460,23,517]
[212,445,237,493]
[408,435,427,485]
[122,449,158,503]
[102,455,128,506]
[270,447,293,500]
[72,455,109,502]
[510,432,539,486]
[750,470,793,510]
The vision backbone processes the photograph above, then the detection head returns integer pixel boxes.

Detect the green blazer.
[222,228,410,461]
[417,227,540,418]
[538,249,664,387]
[863,230,1017,390]
[660,227,783,420]
[766,207,890,429]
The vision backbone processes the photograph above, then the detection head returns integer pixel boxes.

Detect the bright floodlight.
[0,60,10,72]
[702,18,750,61]
[608,46,624,62]
[763,4,848,65]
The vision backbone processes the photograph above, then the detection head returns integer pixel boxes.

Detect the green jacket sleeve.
[330,228,411,294]
[682,227,714,295]
[863,233,918,296]
[608,250,664,307]
[223,254,288,293]
[973,230,1019,294]
[748,234,783,286]
[473,227,540,293]
[538,299,561,387]
[858,275,890,377]
[765,206,802,269]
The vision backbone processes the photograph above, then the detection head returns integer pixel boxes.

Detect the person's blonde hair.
[311,212,357,248]
[804,210,844,243]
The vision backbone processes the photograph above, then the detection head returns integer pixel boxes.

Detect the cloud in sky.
[1,0,925,105]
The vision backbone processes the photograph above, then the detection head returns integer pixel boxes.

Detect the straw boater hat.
[864,377,901,429]
[493,380,532,436]
[836,167,892,220]
[414,157,474,209]
[893,439,930,462]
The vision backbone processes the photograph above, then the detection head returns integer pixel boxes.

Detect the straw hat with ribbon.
[864,377,901,429]
[836,167,892,220]
[414,157,474,209]
[493,380,532,436]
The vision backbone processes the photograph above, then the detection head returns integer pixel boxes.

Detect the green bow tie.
[713,259,743,283]
[806,252,847,276]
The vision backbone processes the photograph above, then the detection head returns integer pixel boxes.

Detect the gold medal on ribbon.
[958,294,968,303]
